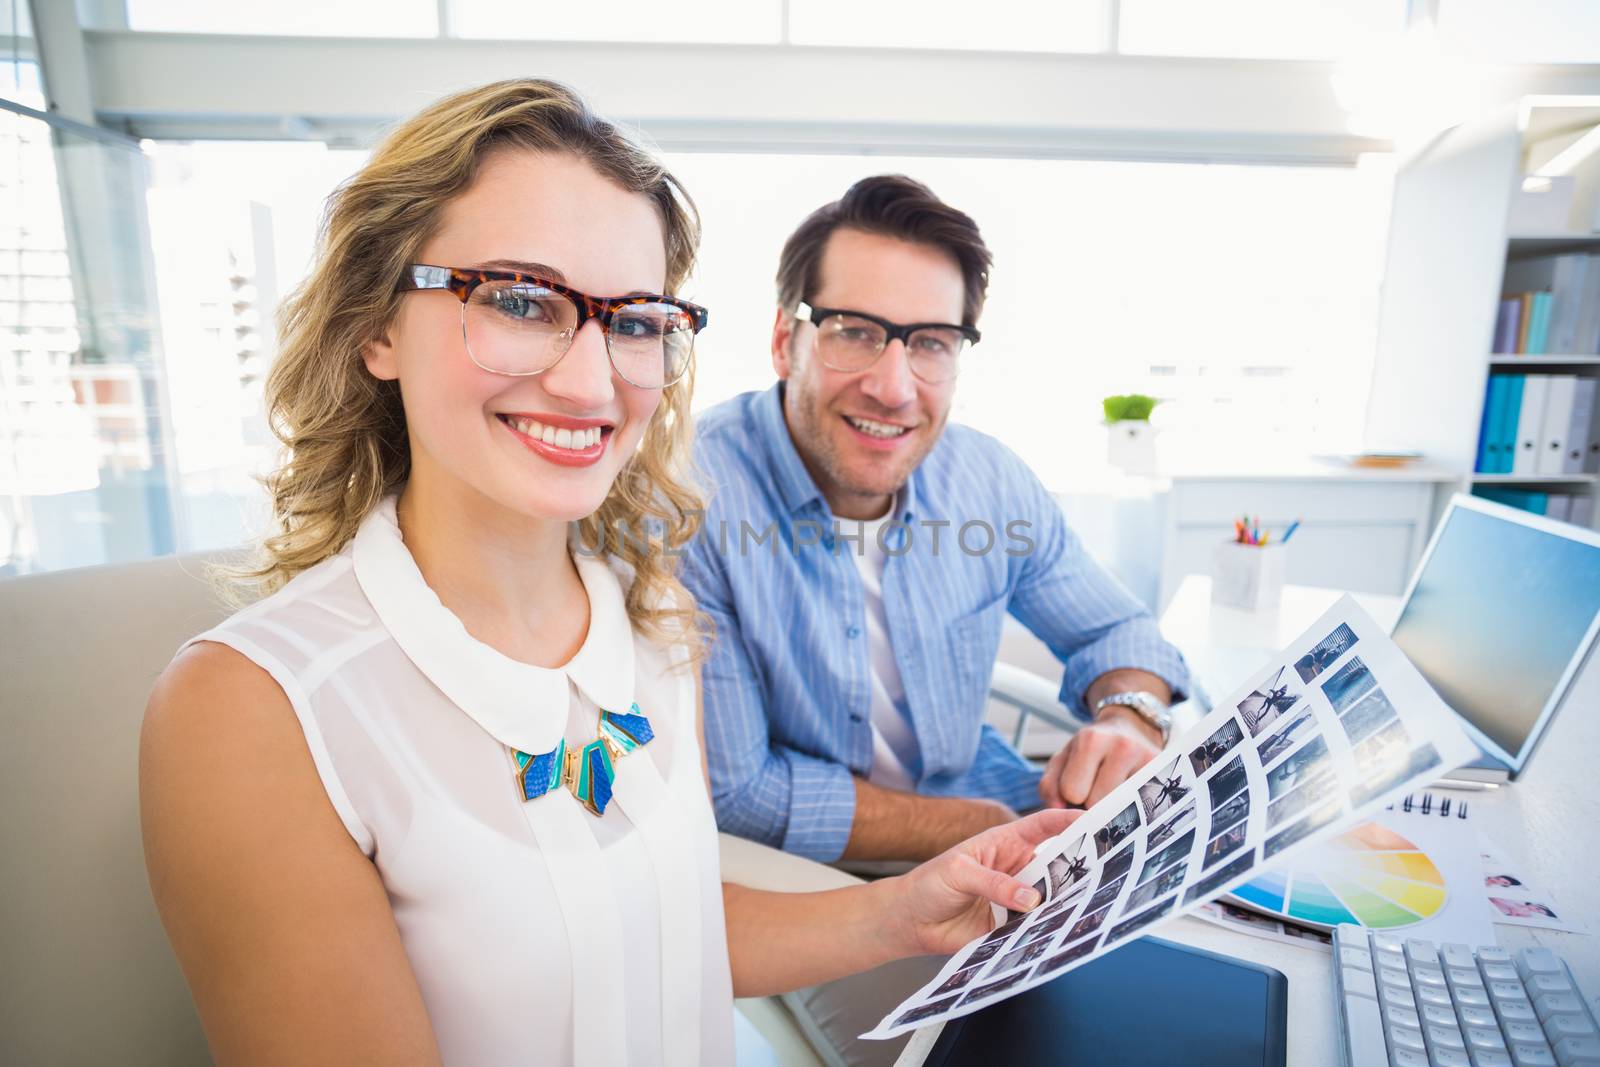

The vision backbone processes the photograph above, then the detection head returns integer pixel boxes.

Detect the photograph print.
[1321,655,1377,714]
[894,993,962,1028]
[928,963,985,999]
[1028,892,1077,930]
[1065,904,1113,942]
[1085,875,1127,916]
[1183,847,1257,905]
[1047,836,1093,898]
[1207,755,1249,810]
[1034,933,1103,979]
[1094,801,1142,857]
[1257,709,1316,767]
[1105,896,1176,944]
[1146,801,1195,851]
[1350,740,1442,808]
[1137,755,1192,823]
[991,935,1053,977]
[1209,789,1250,838]
[963,935,1008,967]
[1122,859,1188,914]
[980,910,1028,949]
[1202,821,1249,870]
[1338,688,1399,747]
[959,966,1034,1006]
[1294,622,1358,683]
[1137,828,1196,886]
[1237,665,1303,736]
[1267,770,1340,831]
[1352,717,1410,767]
[1263,795,1343,859]
[1264,735,1332,801]
[1033,878,1087,924]
[1490,897,1560,920]
[1189,717,1244,776]
[1018,908,1076,946]
[1098,842,1135,886]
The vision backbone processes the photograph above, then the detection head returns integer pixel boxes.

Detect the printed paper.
[865,596,1479,1040]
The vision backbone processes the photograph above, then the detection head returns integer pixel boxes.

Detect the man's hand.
[1038,706,1163,810]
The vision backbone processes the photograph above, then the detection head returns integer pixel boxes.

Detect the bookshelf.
[1364,97,1600,532]
[1488,356,1600,367]
[1471,473,1598,485]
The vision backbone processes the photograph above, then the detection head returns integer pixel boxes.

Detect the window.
[786,0,1105,52]
[4,133,1392,573]
[0,135,369,576]
[1,0,42,110]
[666,151,1395,490]
[452,0,781,43]
[1434,0,1600,64]
[1118,0,1403,61]
[0,111,176,575]
[143,141,366,557]
[122,0,438,37]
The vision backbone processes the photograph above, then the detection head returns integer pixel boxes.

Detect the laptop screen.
[1390,502,1600,769]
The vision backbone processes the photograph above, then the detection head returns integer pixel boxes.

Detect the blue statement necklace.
[512,703,655,816]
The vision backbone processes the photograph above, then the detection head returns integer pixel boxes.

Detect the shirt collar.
[756,381,825,516]
[756,380,922,524]
[351,497,636,756]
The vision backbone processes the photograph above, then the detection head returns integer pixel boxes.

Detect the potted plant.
[1103,394,1160,471]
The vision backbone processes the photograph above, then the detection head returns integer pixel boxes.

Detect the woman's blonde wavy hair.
[233,78,707,655]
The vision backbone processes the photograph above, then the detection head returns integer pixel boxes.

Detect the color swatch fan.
[1227,821,1447,930]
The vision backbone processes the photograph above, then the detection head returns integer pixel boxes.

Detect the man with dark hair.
[683,175,1189,862]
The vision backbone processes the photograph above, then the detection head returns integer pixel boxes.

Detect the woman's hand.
[881,808,1084,958]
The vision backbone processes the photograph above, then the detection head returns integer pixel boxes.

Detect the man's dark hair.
[775,174,992,328]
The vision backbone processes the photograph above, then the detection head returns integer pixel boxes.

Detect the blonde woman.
[139,79,1075,1066]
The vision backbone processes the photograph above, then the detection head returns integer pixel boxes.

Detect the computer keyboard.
[1333,924,1600,1066]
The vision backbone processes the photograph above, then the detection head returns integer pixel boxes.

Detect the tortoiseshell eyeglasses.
[399,264,707,389]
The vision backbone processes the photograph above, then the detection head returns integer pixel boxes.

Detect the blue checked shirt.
[681,384,1189,861]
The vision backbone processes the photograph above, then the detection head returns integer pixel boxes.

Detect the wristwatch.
[1093,690,1172,743]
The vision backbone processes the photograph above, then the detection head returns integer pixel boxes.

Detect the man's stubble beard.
[785,373,944,506]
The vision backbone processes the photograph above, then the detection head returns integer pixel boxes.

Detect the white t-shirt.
[850,503,922,791]
[183,498,734,1066]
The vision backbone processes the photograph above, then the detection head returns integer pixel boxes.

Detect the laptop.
[1388,493,1600,783]
[1195,494,1600,784]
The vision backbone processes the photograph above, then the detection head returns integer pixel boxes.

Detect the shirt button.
[849,713,864,723]
[846,625,861,638]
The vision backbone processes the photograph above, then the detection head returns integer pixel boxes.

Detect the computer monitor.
[1390,493,1600,778]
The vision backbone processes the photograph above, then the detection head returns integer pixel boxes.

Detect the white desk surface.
[901,576,1599,1067]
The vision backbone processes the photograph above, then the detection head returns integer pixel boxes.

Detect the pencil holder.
[1211,541,1286,612]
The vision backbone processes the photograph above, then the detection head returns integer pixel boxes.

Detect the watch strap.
[1094,690,1172,741]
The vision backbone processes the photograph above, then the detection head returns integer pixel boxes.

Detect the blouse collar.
[351,497,635,756]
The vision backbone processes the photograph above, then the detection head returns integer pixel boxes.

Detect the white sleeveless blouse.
[184,498,735,1065]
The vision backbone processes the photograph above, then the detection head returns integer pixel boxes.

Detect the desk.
[900,576,1599,1066]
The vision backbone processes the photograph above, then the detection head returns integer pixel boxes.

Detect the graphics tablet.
[923,936,1288,1067]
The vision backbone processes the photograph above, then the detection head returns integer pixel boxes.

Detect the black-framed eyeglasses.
[795,301,979,384]
[399,264,708,389]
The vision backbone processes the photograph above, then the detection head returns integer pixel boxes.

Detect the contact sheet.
[864,596,1479,1040]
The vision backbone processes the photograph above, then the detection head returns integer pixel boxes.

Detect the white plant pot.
[1106,420,1158,472]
